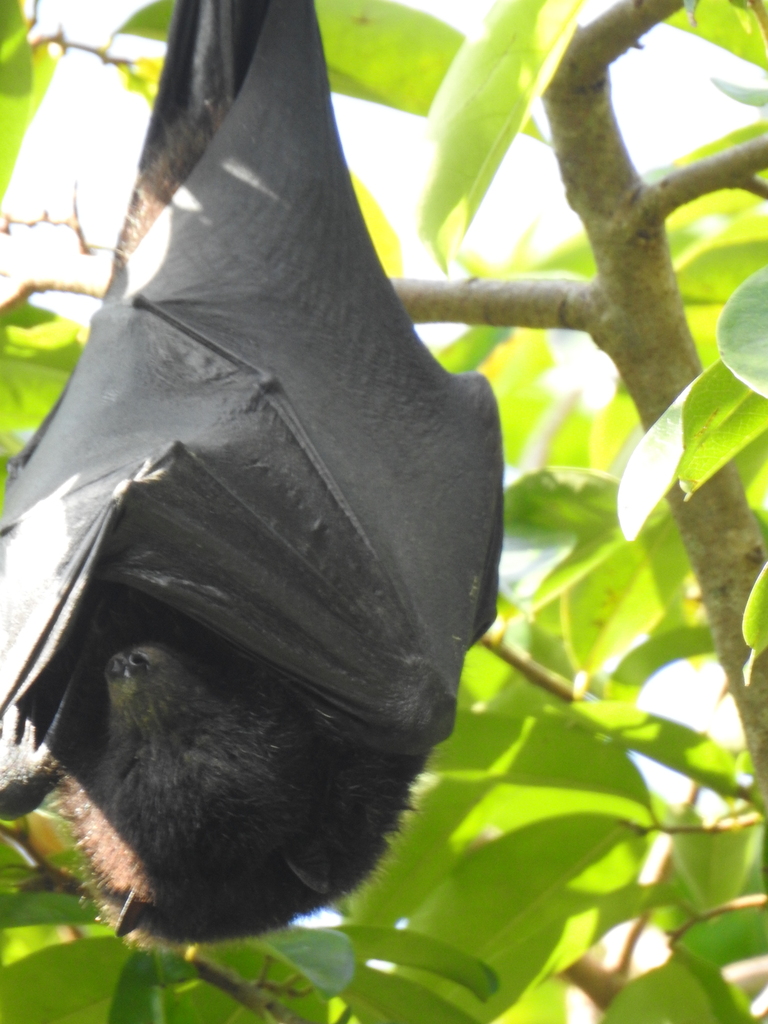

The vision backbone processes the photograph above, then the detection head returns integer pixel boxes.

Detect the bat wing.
[0,0,502,764]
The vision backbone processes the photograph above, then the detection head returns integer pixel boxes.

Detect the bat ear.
[283,844,331,895]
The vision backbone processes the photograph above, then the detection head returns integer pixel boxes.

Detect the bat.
[0,0,503,942]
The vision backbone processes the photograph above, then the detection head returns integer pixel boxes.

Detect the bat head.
[46,583,425,942]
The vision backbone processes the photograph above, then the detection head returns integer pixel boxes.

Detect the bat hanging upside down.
[0,0,502,942]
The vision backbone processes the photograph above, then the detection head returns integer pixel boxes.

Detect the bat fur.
[48,111,428,942]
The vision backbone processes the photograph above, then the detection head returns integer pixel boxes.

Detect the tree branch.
[392,277,596,330]
[29,31,134,68]
[645,134,768,220]
[669,894,768,944]
[544,0,768,812]
[480,634,575,701]
[186,948,315,1024]
[561,955,625,1010]
[0,235,110,313]
[553,0,683,92]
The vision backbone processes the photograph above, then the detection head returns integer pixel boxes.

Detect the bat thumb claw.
[284,849,331,895]
[115,889,150,937]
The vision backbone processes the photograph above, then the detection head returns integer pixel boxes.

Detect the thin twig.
[185,948,316,1024]
[480,635,575,702]
[662,813,762,834]
[28,30,134,68]
[612,914,650,976]
[669,894,768,944]
[0,233,110,313]
[624,811,763,836]
[2,188,92,255]
[392,277,596,330]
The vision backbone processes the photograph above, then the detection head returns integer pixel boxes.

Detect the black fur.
[44,7,428,942]
[51,584,425,942]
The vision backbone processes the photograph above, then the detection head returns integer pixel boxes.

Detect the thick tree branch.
[392,277,596,330]
[544,0,768,808]
[553,0,683,94]
[645,135,768,220]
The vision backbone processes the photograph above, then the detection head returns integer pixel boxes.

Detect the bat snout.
[106,649,151,681]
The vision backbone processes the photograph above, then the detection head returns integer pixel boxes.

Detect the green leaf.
[439,709,652,820]
[0,937,131,1024]
[588,390,641,473]
[482,329,556,463]
[419,0,584,267]
[0,361,69,432]
[319,0,463,115]
[563,515,689,672]
[116,0,172,40]
[566,702,741,797]
[532,231,595,278]
[504,468,624,607]
[671,808,761,911]
[350,174,402,276]
[673,122,768,167]
[259,928,355,997]
[1,311,83,364]
[618,395,685,540]
[744,559,768,656]
[0,892,97,928]
[0,0,33,203]
[340,926,498,1000]
[109,950,195,1024]
[677,214,768,304]
[678,359,768,495]
[345,963,481,1024]
[0,304,83,436]
[347,775,497,926]
[712,76,768,106]
[407,816,651,1014]
[431,326,509,374]
[30,44,58,123]
[667,0,767,70]
[611,625,714,689]
[110,954,170,1024]
[602,949,753,1023]
[117,57,163,106]
[718,264,768,399]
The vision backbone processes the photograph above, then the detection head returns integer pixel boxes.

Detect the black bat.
[0,0,502,942]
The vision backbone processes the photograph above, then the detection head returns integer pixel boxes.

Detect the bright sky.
[6,0,763,764]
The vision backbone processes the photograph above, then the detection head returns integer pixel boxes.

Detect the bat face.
[51,584,425,942]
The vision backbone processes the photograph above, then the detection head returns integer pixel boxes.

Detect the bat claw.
[116,889,150,937]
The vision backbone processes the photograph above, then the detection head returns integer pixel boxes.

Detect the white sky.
[6,0,765,756]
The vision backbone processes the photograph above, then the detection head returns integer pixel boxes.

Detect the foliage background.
[3,0,768,1021]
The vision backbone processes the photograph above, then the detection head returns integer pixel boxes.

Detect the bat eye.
[106,649,152,680]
